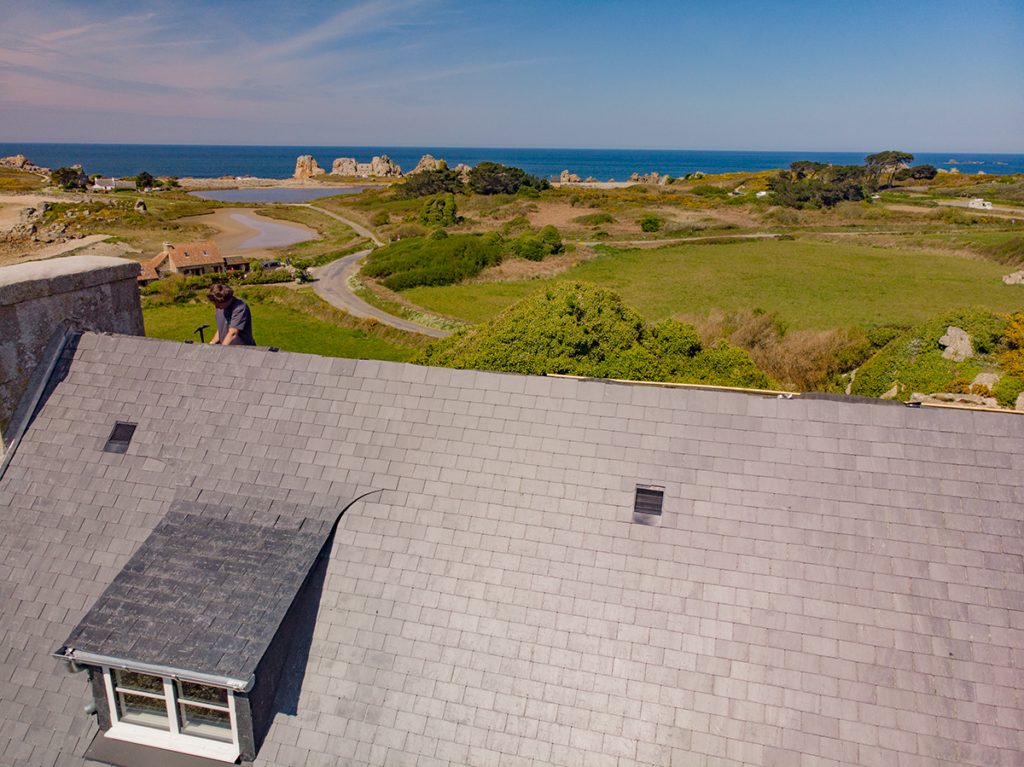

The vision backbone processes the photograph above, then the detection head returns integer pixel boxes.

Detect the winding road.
[301,206,451,338]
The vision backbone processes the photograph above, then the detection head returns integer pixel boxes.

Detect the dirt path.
[294,205,384,246]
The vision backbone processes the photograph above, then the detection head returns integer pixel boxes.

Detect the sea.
[2,143,1022,182]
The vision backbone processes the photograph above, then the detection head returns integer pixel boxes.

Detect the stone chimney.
[0,256,144,447]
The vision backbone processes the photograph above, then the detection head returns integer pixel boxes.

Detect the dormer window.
[102,669,239,761]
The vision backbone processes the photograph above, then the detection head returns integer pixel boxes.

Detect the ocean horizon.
[3,143,1023,181]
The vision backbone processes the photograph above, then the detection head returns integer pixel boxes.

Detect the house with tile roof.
[1,258,1023,767]
[139,242,249,285]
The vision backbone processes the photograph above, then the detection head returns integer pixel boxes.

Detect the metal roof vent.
[102,422,137,454]
[633,484,664,525]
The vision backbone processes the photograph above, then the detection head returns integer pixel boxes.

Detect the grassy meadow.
[143,286,422,361]
[403,239,1023,330]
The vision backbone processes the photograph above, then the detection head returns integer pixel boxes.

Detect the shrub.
[639,213,662,232]
[501,216,531,235]
[468,162,549,195]
[429,228,449,240]
[680,308,871,392]
[415,282,771,388]
[392,223,428,240]
[572,213,615,226]
[512,235,545,261]
[690,185,729,199]
[371,210,390,226]
[851,307,1005,399]
[419,193,458,227]
[945,377,972,394]
[993,375,1024,408]
[866,325,909,349]
[362,233,503,290]
[516,186,541,199]
[539,225,564,255]
[400,168,465,198]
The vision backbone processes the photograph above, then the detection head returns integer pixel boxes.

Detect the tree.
[401,168,465,198]
[789,161,829,180]
[51,167,86,189]
[909,164,937,180]
[136,171,155,189]
[864,151,914,188]
[467,162,549,195]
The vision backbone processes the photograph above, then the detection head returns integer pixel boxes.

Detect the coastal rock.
[330,156,402,177]
[938,326,973,362]
[134,200,147,213]
[629,172,666,185]
[293,155,323,179]
[371,155,402,178]
[408,155,445,175]
[332,157,358,176]
[1002,270,1024,285]
[560,170,582,184]
[452,164,472,181]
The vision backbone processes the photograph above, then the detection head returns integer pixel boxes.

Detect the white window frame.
[101,666,241,762]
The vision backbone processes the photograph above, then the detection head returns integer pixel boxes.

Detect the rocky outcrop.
[0,155,50,174]
[938,326,973,362]
[331,158,357,176]
[331,156,402,177]
[134,199,147,212]
[408,155,445,175]
[629,172,667,185]
[452,164,472,181]
[371,155,402,177]
[293,155,323,179]
[560,170,582,184]
[910,392,999,408]
[1002,270,1024,285]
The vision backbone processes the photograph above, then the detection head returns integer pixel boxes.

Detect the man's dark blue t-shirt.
[215,297,256,346]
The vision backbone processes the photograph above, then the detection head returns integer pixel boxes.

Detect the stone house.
[1,258,1022,767]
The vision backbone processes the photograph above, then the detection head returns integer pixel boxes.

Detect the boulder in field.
[938,326,973,362]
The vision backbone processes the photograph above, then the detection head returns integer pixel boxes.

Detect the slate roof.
[60,495,355,683]
[1,331,1023,767]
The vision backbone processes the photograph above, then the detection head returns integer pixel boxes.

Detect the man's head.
[207,283,234,309]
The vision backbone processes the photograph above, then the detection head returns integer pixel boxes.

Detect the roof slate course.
[1,333,1023,766]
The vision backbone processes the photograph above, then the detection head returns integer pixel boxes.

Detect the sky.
[1,0,1022,152]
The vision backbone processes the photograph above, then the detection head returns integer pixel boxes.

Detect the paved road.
[312,251,450,338]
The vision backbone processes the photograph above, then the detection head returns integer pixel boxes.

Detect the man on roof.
[207,283,256,346]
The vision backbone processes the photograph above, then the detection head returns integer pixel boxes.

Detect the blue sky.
[1,0,1021,151]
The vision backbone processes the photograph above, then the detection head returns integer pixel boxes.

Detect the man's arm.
[221,327,241,345]
[209,328,221,344]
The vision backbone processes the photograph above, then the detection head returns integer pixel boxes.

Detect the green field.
[143,301,415,361]
[404,239,1024,329]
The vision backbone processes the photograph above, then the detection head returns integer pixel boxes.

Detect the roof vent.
[103,422,137,454]
[633,484,664,525]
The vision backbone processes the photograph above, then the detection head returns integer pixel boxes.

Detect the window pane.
[117,692,170,730]
[179,703,232,742]
[178,681,228,707]
[114,670,165,695]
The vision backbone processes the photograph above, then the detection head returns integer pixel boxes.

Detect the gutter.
[53,646,255,693]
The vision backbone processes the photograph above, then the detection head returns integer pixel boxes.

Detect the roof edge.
[53,647,254,692]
